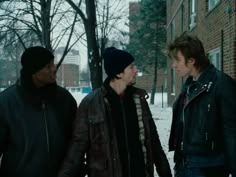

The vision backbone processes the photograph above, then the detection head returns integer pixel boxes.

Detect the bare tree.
[65,0,128,89]
[0,0,129,88]
[0,0,82,69]
[65,0,102,89]
[96,0,129,54]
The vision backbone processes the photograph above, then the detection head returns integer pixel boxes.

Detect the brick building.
[166,0,236,105]
[55,48,80,88]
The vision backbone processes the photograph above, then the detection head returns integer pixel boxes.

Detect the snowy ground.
[71,92,175,177]
[147,93,174,177]
[149,104,174,176]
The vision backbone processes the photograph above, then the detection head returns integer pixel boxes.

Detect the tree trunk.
[40,0,52,50]
[150,55,157,105]
[86,0,103,89]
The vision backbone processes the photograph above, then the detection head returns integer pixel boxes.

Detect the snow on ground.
[148,104,174,176]
[147,93,174,176]
[71,92,175,177]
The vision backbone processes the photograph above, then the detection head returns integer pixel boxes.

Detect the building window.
[171,20,176,40]
[209,48,221,70]
[189,0,197,29]
[164,78,167,90]
[171,68,176,95]
[181,4,185,32]
[208,0,220,11]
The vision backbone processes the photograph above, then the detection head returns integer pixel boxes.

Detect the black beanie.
[103,47,134,78]
[21,46,54,75]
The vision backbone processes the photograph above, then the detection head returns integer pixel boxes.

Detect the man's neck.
[191,68,201,81]
[109,80,127,95]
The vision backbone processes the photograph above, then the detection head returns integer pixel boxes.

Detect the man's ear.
[115,73,121,79]
[114,73,121,79]
[115,73,122,79]
[188,58,195,64]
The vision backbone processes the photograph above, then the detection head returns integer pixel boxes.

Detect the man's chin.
[129,80,136,86]
[50,76,57,82]
[49,78,56,84]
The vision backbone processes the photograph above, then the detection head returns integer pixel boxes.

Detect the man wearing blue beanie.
[58,47,172,177]
[0,46,80,177]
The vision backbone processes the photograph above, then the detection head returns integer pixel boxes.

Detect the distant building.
[55,47,80,88]
[166,0,236,105]
[0,46,22,88]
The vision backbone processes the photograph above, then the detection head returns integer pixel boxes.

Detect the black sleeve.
[58,96,89,177]
[217,75,236,176]
[149,118,172,177]
[0,104,8,159]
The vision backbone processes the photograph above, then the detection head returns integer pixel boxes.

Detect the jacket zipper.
[42,102,50,159]
[181,87,207,151]
[120,99,131,177]
[104,98,117,177]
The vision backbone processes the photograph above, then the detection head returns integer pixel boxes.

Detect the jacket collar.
[102,77,137,98]
[173,64,217,110]
[197,64,217,85]
[17,69,57,102]
[185,64,216,92]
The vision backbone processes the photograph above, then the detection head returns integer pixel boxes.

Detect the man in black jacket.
[168,32,236,177]
[0,46,77,177]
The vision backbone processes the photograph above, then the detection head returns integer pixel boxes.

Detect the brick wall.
[166,0,236,105]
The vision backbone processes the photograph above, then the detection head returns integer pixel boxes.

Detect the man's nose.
[172,61,177,69]
[51,64,57,72]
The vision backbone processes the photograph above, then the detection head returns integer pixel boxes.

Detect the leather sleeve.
[141,93,172,177]
[58,98,89,177]
[0,103,8,159]
[218,75,236,176]
[149,118,172,177]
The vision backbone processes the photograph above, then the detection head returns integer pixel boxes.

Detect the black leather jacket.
[0,79,77,177]
[169,64,236,175]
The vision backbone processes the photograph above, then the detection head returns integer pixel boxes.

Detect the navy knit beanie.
[103,47,134,78]
[21,46,54,75]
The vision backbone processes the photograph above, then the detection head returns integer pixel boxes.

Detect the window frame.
[189,0,197,29]
[208,47,222,70]
[171,68,176,95]
[171,20,176,40]
[208,0,220,11]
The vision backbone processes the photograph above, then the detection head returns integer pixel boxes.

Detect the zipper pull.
[206,82,213,92]
[181,141,184,151]
[208,104,210,112]
[42,101,46,110]
[211,141,214,150]
[205,133,208,140]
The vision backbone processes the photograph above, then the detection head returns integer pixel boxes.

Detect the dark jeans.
[175,165,228,177]
[174,155,229,177]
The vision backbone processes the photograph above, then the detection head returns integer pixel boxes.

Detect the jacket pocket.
[88,116,107,144]
[88,156,108,170]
